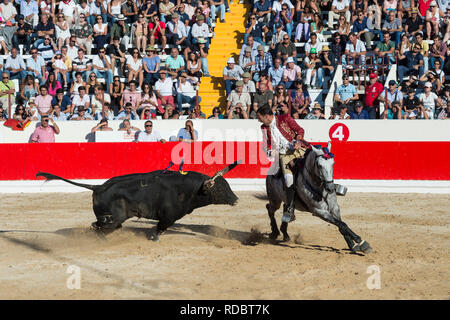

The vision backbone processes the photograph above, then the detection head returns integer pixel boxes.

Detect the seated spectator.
[242,72,256,94]
[320,45,335,88]
[177,120,198,142]
[21,0,39,28]
[352,9,373,50]
[382,101,404,119]
[175,2,190,23]
[143,45,161,86]
[330,33,345,67]
[253,0,271,23]
[110,76,124,115]
[186,52,203,79]
[107,36,126,78]
[121,80,141,111]
[137,83,158,117]
[92,48,113,92]
[223,57,244,96]
[418,81,443,118]
[227,103,249,119]
[4,47,26,82]
[290,81,311,118]
[208,107,224,119]
[127,49,144,88]
[50,104,68,121]
[373,31,396,66]
[254,45,273,81]
[351,0,368,21]
[397,43,424,81]
[425,1,444,40]
[334,74,359,113]
[44,72,62,97]
[176,71,199,114]
[110,14,131,51]
[191,15,210,48]
[240,36,259,60]
[281,57,301,89]
[92,15,109,51]
[34,13,54,49]
[328,0,351,29]
[305,103,326,119]
[381,10,402,47]
[276,33,297,62]
[379,80,404,111]
[37,36,57,69]
[336,13,351,44]
[197,38,210,77]
[399,33,412,57]
[75,0,91,25]
[404,7,423,39]
[90,85,111,116]
[420,69,441,92]
[154,70,175,114]
[66,36,80,60]
[148,15,167,51]
[0,72,15,116]
[55,13,71,51]
[30,115,60,142]
[137,120,166,142]
[72,48,92,82]
[341,32,366,69]
[91,118,113,133]
[70,72,86,99]
[115,102,139,120]
[239,46,256,77]
[167,13,190,50]
[20,75,40,105]
[399,74,418,95]
[273,83,288,106]
[13,15,33,52]
[437,100,450,119]
[273,3,294,38]
[253,84,273,111]
[211,0,226,23]
[364,72,384,119]
[133,13,148,54]
[329,104,351,119]
[94,102,115,120]
[429,35,447,67]
[350,101,369,119]
[86,72,101,96]
[432,59,445,84]
[257,74,274,92]
[268,57,284,87]
[13,104,31,124]
[226,80,251,112]
[34,85,53,116]
[118,119,140,134]
[165,48,185,78]
[295,6,311,43]
[304,33,323,58]
[51,50,69,89]
[304,48,324,89]
[414,32,429,73]
[244,14,264,45]
[51,88,72,115]
[71,86,91,114]
[163,104,180,119]
[0,106,7,120]
[403,88,421,119]
[270,22,287,51]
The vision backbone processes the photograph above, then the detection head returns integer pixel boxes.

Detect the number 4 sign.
[329,123,350,142]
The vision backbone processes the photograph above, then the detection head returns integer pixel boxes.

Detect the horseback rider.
[256,104,309,223]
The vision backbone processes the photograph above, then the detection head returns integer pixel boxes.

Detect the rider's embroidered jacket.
[261,114,305,151]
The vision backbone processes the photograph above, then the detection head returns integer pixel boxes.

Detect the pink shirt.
[31,126,57,143]
[283,65,301,81]
[35,94,53,114]
[47,81,62,96]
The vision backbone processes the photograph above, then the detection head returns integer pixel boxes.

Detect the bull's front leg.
[150,216,174,242]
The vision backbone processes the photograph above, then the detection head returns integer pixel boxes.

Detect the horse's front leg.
[266,203,281,240]
[280,221,290,242]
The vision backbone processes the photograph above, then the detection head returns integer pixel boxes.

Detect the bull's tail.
[36,172,98,191]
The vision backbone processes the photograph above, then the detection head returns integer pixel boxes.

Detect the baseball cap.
[227,57,235,64]
[354,101,363,108]
[197,14,205,21]
[310,48,317,54]
[257,44,265,51]
[17,14,24,20]
[242,72,251,78]
[286,57,294,63]
[236,80,244,87]
[244,46,252,52]
[388,80,397,86]
[369,73,377,79]
[342,74,349,79]
[430,0,437,6]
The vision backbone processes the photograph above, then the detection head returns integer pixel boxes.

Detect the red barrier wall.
[1,141,449,180]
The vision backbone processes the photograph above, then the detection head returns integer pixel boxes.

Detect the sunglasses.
[145,124,152,127]
[133,51,139,54]
[3,76,9,79]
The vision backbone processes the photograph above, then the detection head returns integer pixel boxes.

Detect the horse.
[265,142,373,254]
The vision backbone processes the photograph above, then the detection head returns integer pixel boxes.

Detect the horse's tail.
[36,172,98,191]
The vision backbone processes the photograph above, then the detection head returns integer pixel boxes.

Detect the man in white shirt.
[191,15,210,48]
[92,48,113,91]
[341,32,366,69]
[167,13,189,48]
[154,69,175,114]
[328,0,351,29]
[1,0,17,23]
[137,120,166,142]
[4,47,26,81]
[176,71,199,114]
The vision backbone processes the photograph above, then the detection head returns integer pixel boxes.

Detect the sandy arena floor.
[0,191,449,300]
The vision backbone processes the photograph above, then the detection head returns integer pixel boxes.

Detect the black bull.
[36,162,240,241]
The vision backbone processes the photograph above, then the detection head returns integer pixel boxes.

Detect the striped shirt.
[255,52,273,72]
[37,43,54,62]
[72,57,91,71]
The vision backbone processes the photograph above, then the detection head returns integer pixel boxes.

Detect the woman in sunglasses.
[55,14,71,51]
[126,50,144,88]
[13,105,32,123]
[93,15,108,50]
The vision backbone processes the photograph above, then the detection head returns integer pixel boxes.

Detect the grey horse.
[265,142,373,254]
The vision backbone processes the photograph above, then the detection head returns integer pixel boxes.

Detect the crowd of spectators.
[0,0,449,124]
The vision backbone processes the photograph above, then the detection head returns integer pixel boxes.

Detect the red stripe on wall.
[1,141,449,181]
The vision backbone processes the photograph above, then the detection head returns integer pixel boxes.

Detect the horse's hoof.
[358,240,373,254]
[269,232,280,240]
[283,235,290,242]
[351,243,360,253]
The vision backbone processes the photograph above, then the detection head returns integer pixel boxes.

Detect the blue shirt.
[26,55,45,74]
[18,0,39,17]
[350,110,370,119]
[177,128,198,140]
[352,17,368,33]
[51,95,71,112]
[268,65,284,86]
[142,56,160,72]
[337,83,357,101]
[52,112,68,121]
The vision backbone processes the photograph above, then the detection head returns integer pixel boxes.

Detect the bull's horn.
[205,160,242,188]
[211,160,242,181]
[327,141,331,152]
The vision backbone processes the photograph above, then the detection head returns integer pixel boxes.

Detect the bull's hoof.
[358,240,373,254]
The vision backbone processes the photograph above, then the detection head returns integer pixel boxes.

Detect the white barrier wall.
[1,120,450,143]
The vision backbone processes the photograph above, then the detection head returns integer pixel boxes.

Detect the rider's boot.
[282,185,296,223]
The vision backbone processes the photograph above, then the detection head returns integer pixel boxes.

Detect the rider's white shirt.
[270,116,290,155]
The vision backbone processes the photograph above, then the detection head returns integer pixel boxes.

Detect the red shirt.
[365,82,384,107]
[148,21,166,39]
